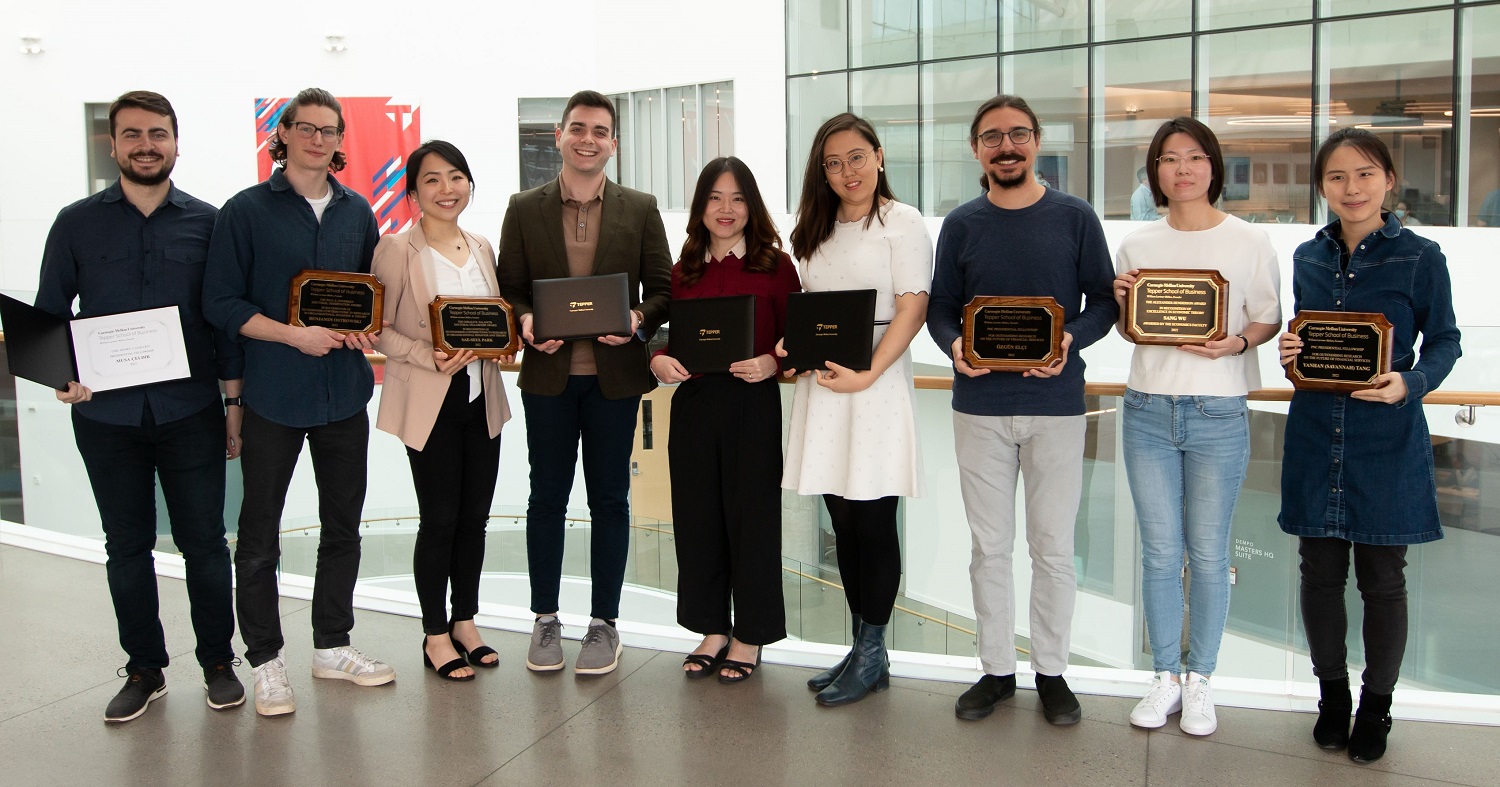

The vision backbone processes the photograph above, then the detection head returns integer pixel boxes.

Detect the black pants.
[1298,536,1409,695]
[73,405,234,670]
[236,407,368,667]
[823,495,901,626]
[670,376,786,646]
[407,371,501,634]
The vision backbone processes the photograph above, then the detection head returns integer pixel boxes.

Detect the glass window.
[86,103,116,195]
[517,97,566,190]
[922,0,996,60]
[666,86,699,210]
[1002,0,1086,52]
[1320,0,1446,19]
[1096,0,1189,43]
[1096,38,1191,220]
[1464,5,1500,227]
[788,0,847,74]
[851,66,920,206]
[921,57,998,215]
[703,82,735,161]
[613,93,632,188]
[1002,48,1089,199]
[852,0,918,68]
[631,90,665,200]
[1203,25,1314,224]
[1198,0,1309,30]
[1322,11,1454,226]
[788,74,849,211]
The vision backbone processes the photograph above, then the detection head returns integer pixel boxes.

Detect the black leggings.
[822,495,901,626]
[1298,536,1408,695]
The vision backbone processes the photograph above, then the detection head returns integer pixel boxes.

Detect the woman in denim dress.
[1278,128,1462,765]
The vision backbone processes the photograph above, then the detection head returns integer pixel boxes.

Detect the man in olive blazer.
[496,90,672,676]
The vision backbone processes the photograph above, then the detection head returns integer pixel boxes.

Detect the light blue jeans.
[1122,388,1249,675]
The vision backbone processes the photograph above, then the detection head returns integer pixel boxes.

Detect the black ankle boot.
[814,621,889,707]
[1313,677,1353,750]
[808,614,862,692]
[1348,688,1394,764]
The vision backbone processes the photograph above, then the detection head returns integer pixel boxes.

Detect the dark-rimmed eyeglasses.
[975,127,1035,148]
[289,121,344,141]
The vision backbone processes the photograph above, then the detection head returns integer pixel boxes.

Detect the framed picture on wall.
[1224,157,1251,201]
[1253,163,1268,184]
[1273,163,1290,185]
[1295,164,1311,185]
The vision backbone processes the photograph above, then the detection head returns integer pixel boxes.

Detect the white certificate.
[69,306,191,392]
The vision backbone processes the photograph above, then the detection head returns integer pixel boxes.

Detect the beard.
[117,153,175,187]
[986,155,1031,190]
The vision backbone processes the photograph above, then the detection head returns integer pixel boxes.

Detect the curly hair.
[267,87,348,173]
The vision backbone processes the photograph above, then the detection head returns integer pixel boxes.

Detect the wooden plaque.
[288,270,383,335]
[1125,268,1228,345]
[961,296,1064,371]
[1286,310,1394,392]
[429,296,519,359]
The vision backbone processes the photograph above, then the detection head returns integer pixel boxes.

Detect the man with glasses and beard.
[926,95,1118,727]
[204,87,389,717]
[36,90,246,722]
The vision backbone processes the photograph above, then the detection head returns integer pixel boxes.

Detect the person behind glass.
[36,90,246,722]
[1278,128,1461,764]
[204,88,392,717]
[1112,117,1283,736]
[1393,200,1421,226]
[650,157,802,683]
[1131,166,1158,221]
[496,90,673,676]
[372,141,511,682]
[926,95,1118,727]
[780,113,932,707]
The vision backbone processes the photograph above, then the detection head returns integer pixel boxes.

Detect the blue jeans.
[72,405,234,670]
[1122,389,1249,675]
[522,376,640,620]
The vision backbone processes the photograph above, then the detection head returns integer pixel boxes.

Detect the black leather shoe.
[815,622,890,707]
[1035,673,1082,725]
[955,673,1016,720]
[1313,677,1353,750]
[203,659,246,710]
[1348,689,1394,764]
[104,668,166,723]
[807,614,862,692]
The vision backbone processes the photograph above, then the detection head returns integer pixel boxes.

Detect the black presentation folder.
[531,272,633,342]
[781,289,877,372]
[670,295,755,374]
[0,293,77,390]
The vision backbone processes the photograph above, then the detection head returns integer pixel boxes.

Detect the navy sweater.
[927,189,1118,416]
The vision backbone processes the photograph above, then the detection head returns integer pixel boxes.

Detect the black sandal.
[718,648,762,684]
[450,621,499,668]
[683,645,729,679]
[423,639,475,682]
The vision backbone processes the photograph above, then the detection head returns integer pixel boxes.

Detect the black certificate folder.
[0,294,76,390]
[670,295,755,374]
[782,289,877,372]
[531,272,633,342]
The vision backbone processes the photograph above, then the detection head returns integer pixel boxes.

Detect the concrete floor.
[1,543,1494,787]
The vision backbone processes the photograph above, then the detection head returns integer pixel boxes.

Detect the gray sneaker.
[575,618,621,675]
[527,615,565,672]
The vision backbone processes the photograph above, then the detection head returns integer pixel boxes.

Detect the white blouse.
[426,247,492,401]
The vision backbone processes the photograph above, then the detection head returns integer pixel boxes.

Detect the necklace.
[422,220,464,250]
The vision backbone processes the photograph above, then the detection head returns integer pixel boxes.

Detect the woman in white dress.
[781,113,932,707]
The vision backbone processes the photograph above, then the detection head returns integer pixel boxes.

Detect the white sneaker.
[252,652,296,717]
[1128,670,1182,728]
[1179,672,1218,735]
[311,646,396,686]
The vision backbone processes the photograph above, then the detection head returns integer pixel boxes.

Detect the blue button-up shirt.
[35,180,240,427]
[203,168,379,428]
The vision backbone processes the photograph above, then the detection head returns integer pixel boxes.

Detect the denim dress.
[1278,213,1462,545]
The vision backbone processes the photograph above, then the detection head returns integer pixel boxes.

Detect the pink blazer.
[373,223,511,451]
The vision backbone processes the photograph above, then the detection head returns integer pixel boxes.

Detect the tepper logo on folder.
[783,289,876,372]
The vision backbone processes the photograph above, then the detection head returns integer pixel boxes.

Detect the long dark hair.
[1313,127,1397,199]
[1145,116,1226,206]
[678,157,783,287]
[790,113,896,262]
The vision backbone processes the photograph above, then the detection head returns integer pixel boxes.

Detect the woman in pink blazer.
[374,140,511,681]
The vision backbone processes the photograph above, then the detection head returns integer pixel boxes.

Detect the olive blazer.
[373,223,511,451]
[496,177,673,399]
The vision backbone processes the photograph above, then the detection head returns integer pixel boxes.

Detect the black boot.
[1348,688,1394,764]
[1313,677,1353,750]
[808,614,862,692]
[814,622,889,707]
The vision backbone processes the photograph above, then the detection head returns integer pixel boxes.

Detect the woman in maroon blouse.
[650,157,802,682]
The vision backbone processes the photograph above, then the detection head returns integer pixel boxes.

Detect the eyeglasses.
[1157,154,1211,168]
[975,127,1035,148]
[823,151,872,175]
[288,121,344,141]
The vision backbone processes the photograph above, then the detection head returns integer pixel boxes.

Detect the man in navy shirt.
[927,95,1118,727]
[204,87,390,717]
[37,91,245,723]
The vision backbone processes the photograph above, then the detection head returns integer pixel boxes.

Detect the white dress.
[782,201,933,500]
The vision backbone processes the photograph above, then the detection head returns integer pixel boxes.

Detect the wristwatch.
[223,396,245,407]
[1232,334,1249,356]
